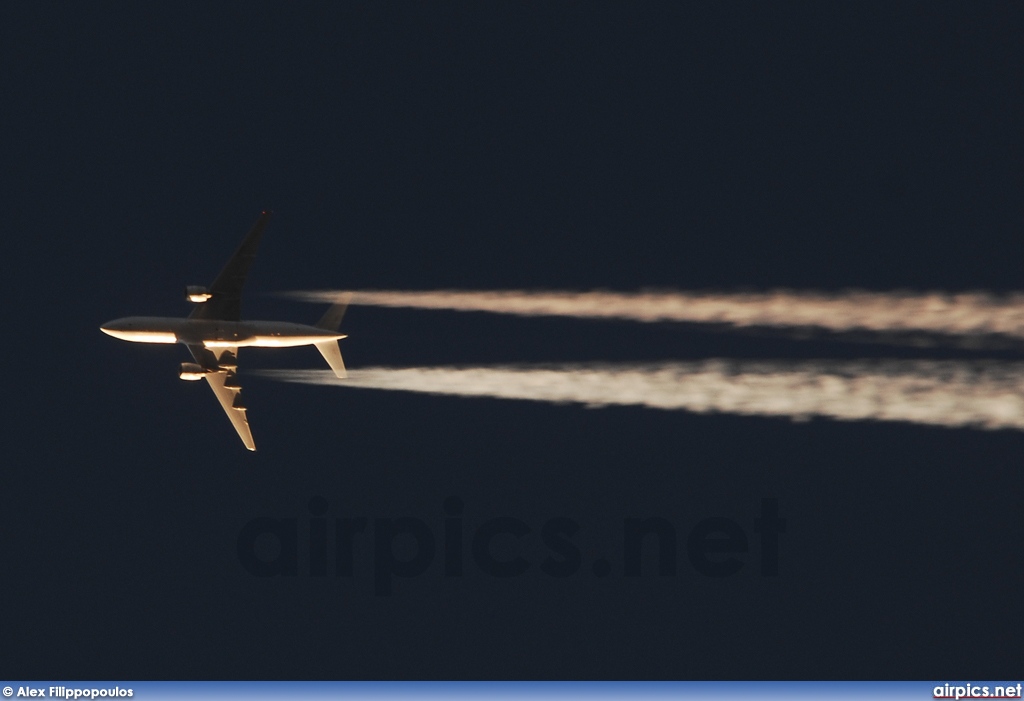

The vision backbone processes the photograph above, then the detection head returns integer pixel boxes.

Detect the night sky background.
[2,2,1023,679]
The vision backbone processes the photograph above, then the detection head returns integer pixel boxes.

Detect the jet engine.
[179,362,208,381]
[186,285,212,303]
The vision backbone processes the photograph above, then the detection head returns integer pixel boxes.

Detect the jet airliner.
[101,211,346,450]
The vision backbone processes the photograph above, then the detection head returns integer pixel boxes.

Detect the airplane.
[100,211,347,451]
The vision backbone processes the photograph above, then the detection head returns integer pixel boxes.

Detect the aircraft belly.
[108,330,178,343]
[178,321,257,347]
[247,335,324,347]
[205,339,256,348]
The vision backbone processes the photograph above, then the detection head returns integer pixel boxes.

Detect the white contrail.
[258,361,1024,430]
[281,289,1024,338]
[281,289,1024,339]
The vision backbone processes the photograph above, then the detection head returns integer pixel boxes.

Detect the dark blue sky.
[1,2,1022,679]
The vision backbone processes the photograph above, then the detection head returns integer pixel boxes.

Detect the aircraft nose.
[100,318,127,336]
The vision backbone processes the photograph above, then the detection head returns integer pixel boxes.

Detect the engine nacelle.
[186,285,212,303]
[179,362,208,381]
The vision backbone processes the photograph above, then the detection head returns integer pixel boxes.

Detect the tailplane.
[315,340,347,379]
[314,297,351,378]
[315,295,351,332]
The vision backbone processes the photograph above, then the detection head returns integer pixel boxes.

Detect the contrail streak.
[257,361,1024,430]
[282,289,1024,339]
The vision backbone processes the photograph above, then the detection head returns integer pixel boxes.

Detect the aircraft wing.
[190,211,272,322]
[188,345,255,451]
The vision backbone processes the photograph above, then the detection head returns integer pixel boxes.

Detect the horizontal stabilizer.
[315,339,348,376]
[315,296,351,332]
[315,341,347,379]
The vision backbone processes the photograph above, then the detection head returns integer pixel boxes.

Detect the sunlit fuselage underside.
[100,316,345,348]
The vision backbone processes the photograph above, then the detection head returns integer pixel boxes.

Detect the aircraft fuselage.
[100,316,345,348]
[100,211,349,450]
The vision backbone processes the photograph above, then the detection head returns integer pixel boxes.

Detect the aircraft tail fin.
[315,341,347,379]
